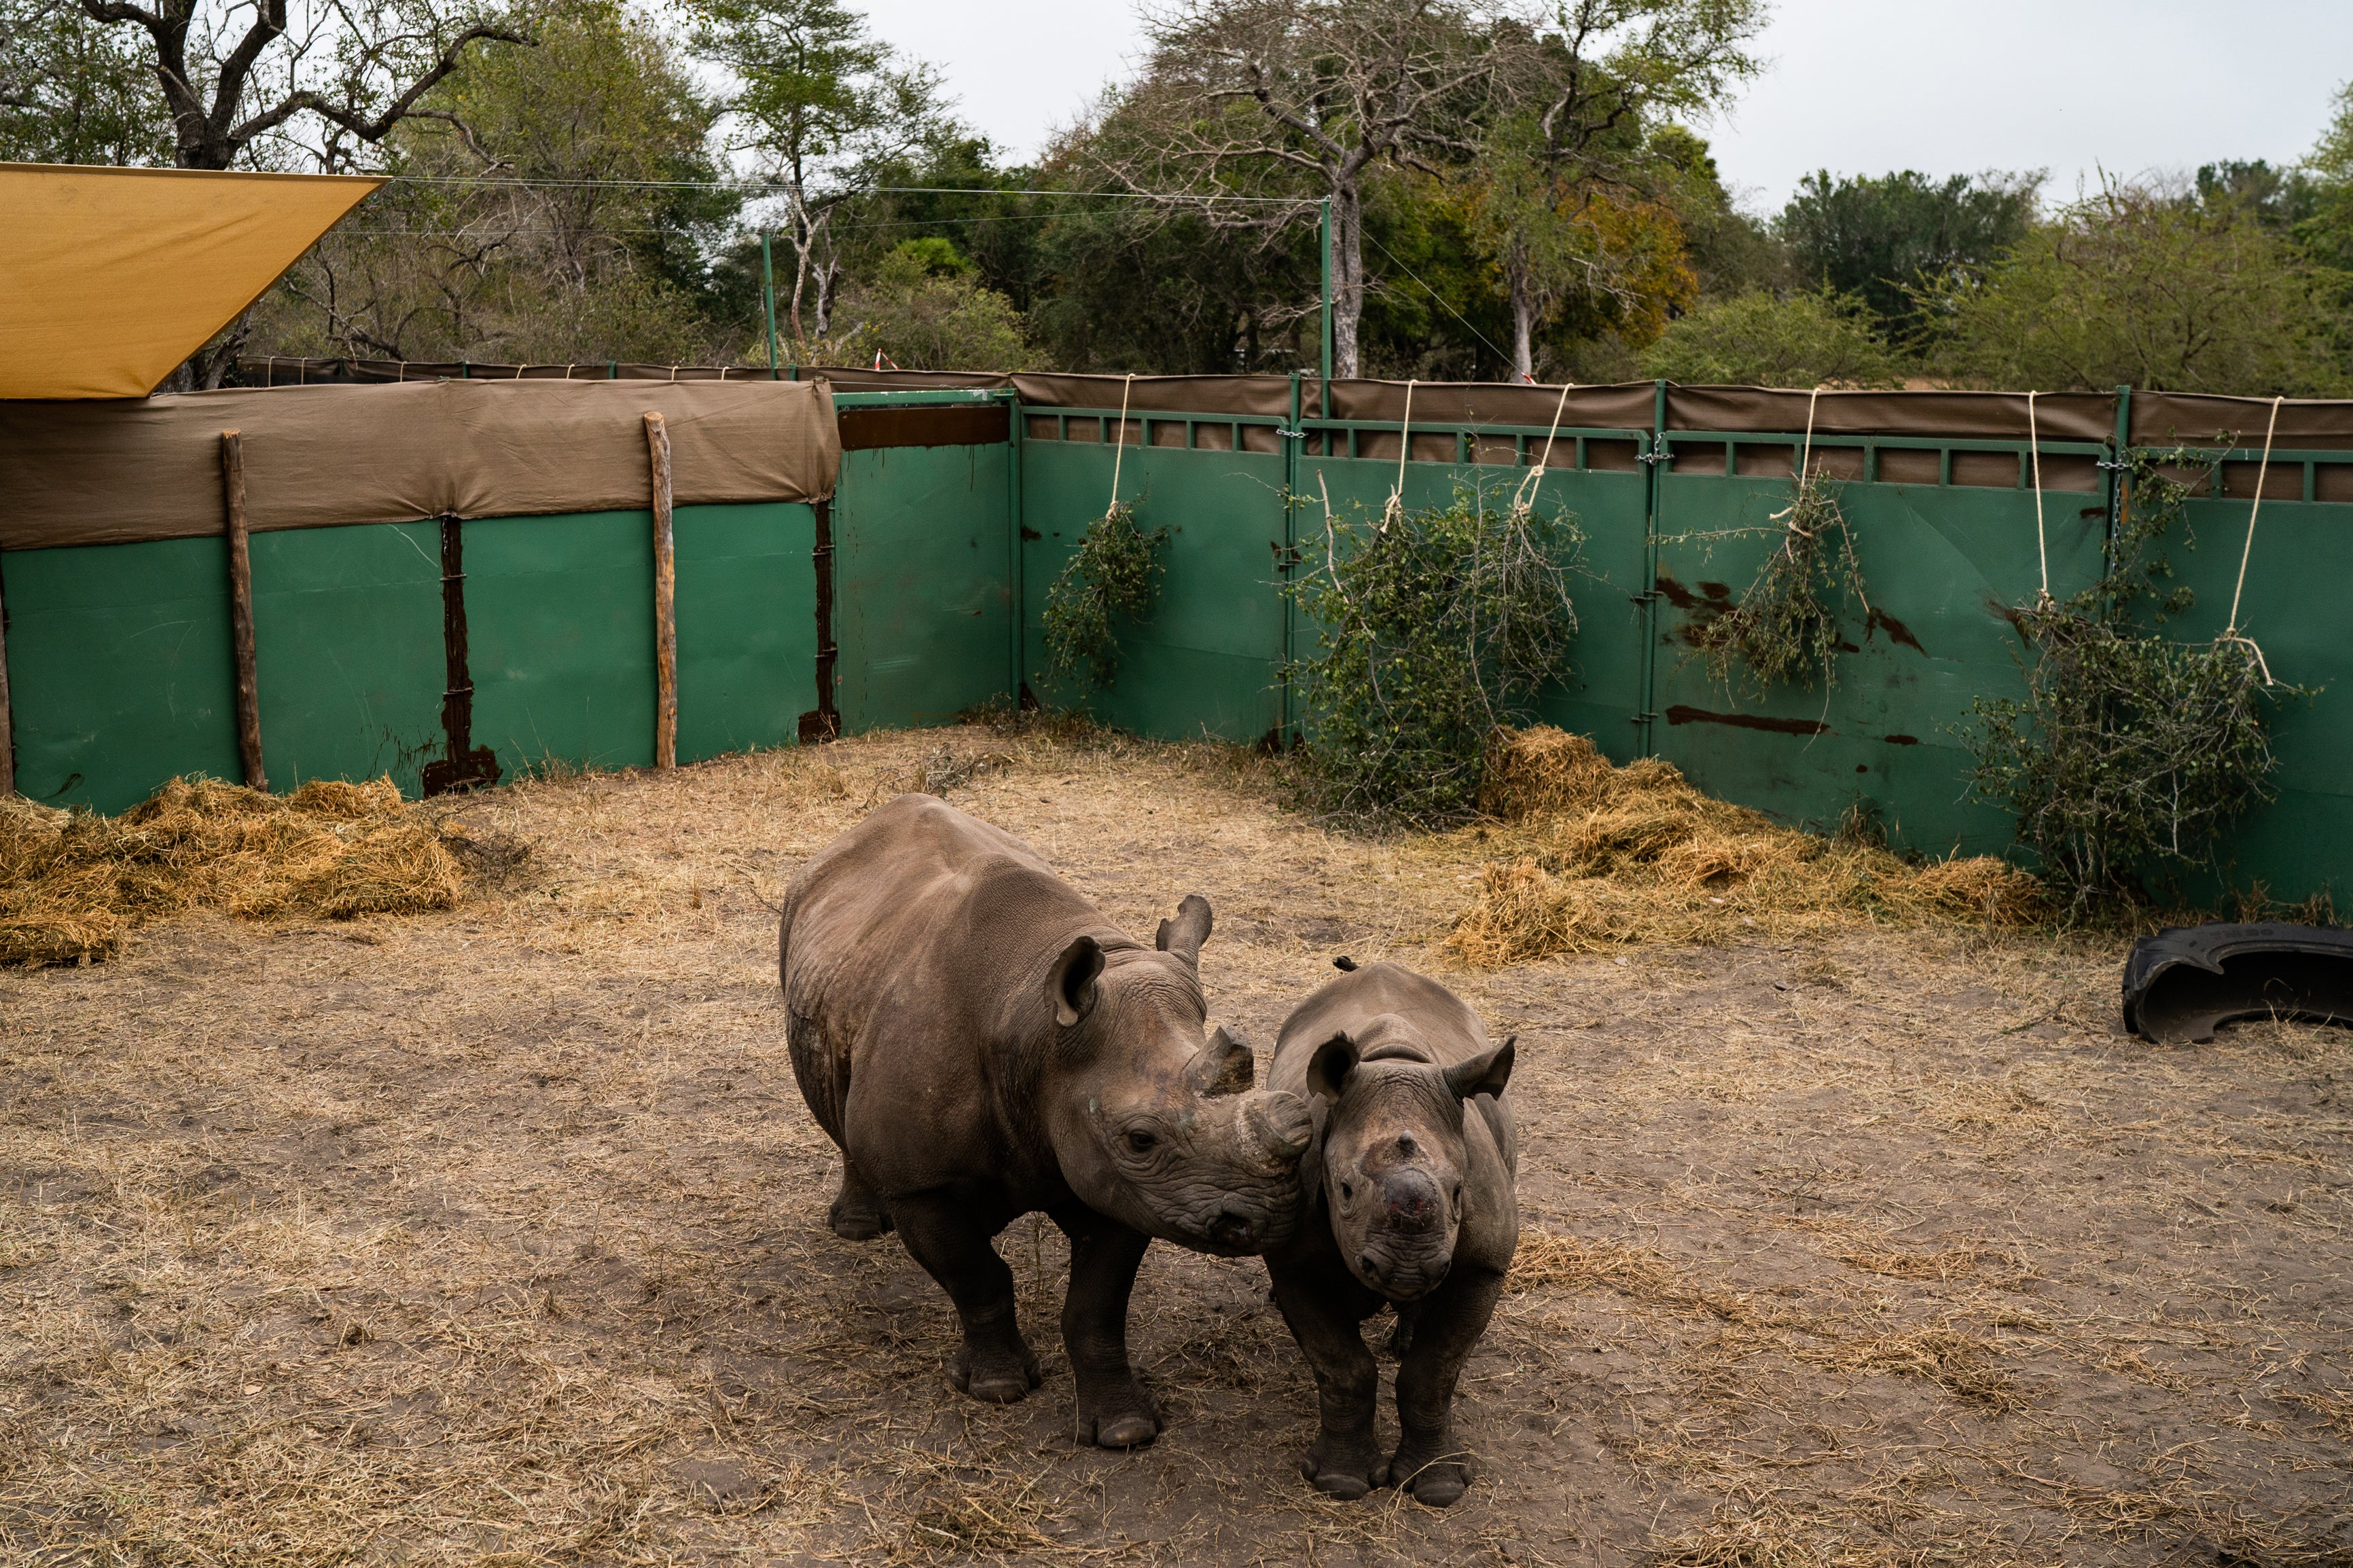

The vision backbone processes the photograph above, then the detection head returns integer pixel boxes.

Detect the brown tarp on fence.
[2130,392,2353,451]
[230,358,2353,448]
[0,378,840,552]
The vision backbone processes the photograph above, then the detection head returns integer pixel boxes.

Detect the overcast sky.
[861,0,2353,212]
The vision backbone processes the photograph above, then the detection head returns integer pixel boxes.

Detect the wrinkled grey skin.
[1265,962,1518,1507]
[780,795,1312,1448]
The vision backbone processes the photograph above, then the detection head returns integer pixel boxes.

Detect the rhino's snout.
[1381,1169,1445,1235]
[1208,1209,1259,1252]
[1356,1247,1451,1295]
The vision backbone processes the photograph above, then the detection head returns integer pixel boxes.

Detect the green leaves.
[1042,503,1170,689]
[1284,488,1581,822]
[1683,471,1872,697]
[1962,452,2303,910]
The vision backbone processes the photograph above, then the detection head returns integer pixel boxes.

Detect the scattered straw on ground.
[1445,726,2044,965]
[0,776,470,967]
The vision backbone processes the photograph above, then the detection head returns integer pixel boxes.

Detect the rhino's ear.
[1185,1023,1255,1096]
[1047,934,1105,1027]
[1304,1030,1359,1104]
[1443,1036,1515,1103]
[1155,894,1213,964]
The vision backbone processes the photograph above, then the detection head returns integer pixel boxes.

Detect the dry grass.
[0,776,469,966]
[3,723,2350,1566]
[1445,727,2044,964]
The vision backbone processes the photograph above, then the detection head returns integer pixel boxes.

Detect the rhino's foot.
[1301,1432,1383,1501]
[1073,1381,1161,1450]
[1386,1448,1470,1508]
[827,1195,894,1241]
[949,1341,1041,1404]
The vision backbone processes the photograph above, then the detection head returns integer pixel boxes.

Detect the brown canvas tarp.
[2130,392,2353,451]
[0,378,839,553]
[228,359,2353,448]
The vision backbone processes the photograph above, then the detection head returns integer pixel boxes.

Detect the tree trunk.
[1331,183,1365,379]
[1508,248,1536,383]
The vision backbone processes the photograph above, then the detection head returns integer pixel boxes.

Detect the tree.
[687,0,950,340]
[1917,177,2346,396]
[69,0,524,172]
[1467,0,1763,380]
[826,240,1033,371]
[1780,168,2041,340]
[1088,0,1515,378]
[0,0,170,163]
[252,2,738,366]
[1639,282,1905,387]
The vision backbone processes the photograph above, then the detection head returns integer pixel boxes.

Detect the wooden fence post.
[645,412,677,769]
[221,430,267,790]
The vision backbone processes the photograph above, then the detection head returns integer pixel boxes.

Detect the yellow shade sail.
[0,163,382,400]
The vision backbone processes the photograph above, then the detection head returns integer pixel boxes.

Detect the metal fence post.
[1282,369,1302,740]
[1638,379,1669,759]
[1007,389,1025,705]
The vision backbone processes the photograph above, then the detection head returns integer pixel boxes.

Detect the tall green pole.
[761,232,781,379]
[1318,196,1334,417]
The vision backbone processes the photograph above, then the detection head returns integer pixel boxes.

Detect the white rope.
[1799,385,1820,479]
[1384,379,1418,526]
[2227,396,2284,637]
[2220,395,2286,685]
[1511,380,1577,514]
[1107,372,1136,512]
[2029,390,2048,601]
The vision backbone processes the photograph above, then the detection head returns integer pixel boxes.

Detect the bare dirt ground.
[3,724,2349,1566]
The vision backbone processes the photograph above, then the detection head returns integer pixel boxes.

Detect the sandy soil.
[3,724,2348,1565]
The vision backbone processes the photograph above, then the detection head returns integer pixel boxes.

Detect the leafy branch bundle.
[1285,486,1581,822]
[1042,501,1169,687]
[1686,468,1871,697]
[1963,451,2301,909]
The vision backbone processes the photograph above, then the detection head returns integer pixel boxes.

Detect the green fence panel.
[834,442,1012,731]
[2,536,240,812]
[465,509,657,776]
[2147,484,2353,902]
[465,503,815,779]
[676,503,819,764]
[1023,432,1288,743]
[1299,437,1651,765]
[1651,442,2108,857]
[250,521,445,797]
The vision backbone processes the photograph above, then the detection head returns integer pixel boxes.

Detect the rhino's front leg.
[1386,1265,1504,1508]
[1050,1204,1160,1448]
[891,1189,1041,1403]
[1268,1256,1384,1499]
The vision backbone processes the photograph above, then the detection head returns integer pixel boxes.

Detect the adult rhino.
[780,794,1312,1448]
[1265,960,1518,1507]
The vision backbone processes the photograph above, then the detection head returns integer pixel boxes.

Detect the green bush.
[1041,502,1169,687]
[1683,470,1871,697]
[1640,284,1907,388]
[1962,453,2304,909]
[1285,488,1581,822]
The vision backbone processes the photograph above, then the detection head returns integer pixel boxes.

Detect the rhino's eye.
[1125,1129,1160,1156]
[1340,1181,1355,1203]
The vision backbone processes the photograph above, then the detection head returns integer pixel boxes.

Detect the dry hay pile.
[1446,727,2043,965]
[1,776,464,967]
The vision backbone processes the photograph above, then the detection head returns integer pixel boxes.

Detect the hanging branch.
[1043,376,1170,688]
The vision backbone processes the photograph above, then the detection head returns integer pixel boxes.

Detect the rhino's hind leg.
[893,1191,1041,1404]
[1052,1205,1161,1449]
[827,1159,894,1241]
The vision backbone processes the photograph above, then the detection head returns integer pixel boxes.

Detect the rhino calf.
[1265,960,1517,1507]
[780,795,1312,1448]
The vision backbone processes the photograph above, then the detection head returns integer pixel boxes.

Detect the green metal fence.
[5,381,2346,908]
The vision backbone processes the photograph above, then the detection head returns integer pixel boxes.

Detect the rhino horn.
[1184,1023,1255,1096]
[1246,1089,1313,1162]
